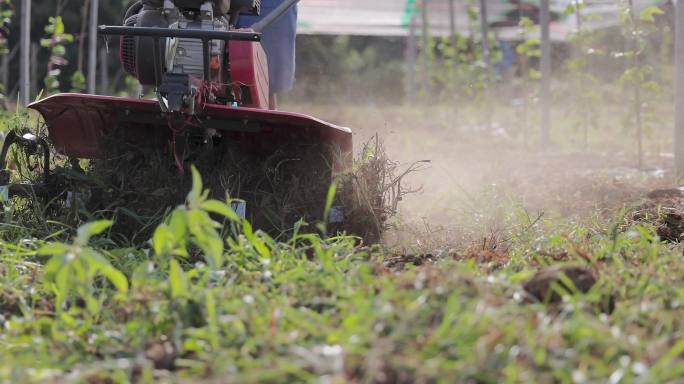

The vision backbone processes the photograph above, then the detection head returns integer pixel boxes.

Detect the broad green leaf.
[100,265,129,294]
[528,69,542,80]
[169,259,188,299]
[76,220,113,246]
[467,6,478,22]
[323,181,338,227]
[44,254,67,279]
[153,224,174,256]
[53,45,66,57]
[188,210,223,267]
[55,16,65,35]
[55,266,71,299]
[84,250,129,294]
[201,200,241,222]
[564,3,575,16]
[188,166,203,206]
[639,6,663,22]
[37,242,71,256]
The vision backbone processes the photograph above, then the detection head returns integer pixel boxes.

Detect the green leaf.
[528,69,542,80]
[83,249,129,294]
[76,220,113,246]
[102,265,130,294]
[639,6,663,22]
[653,336,684,375]
[55,266,71,299]
[53,45,66,57]
[323,181,338,227]
[467,6,478,22]
[169,259,188,299]
[153,224,174,256]
[188,166,203,206]
[530,49,542,58]
[564,3,576,17]
[54,16,64,35]
[201,200,241,222]
[37,242,71,256]
[44,254,66,280]
[519,17,535,29]
[188,210,223,268]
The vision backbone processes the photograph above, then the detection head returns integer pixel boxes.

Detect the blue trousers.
[239,0,297,94]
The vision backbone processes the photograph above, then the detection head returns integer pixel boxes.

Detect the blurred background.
[0,1,674,143]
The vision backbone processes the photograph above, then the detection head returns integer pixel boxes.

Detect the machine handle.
[250,0,300,33]
[98,25,262,42]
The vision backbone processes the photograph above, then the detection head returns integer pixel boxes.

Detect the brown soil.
[522,265,597,303]
[0,292,21,316]
[627,190,684,242]
[144,340,178,371]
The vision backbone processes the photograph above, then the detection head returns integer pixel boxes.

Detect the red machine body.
[0,0,364,238]
[28,39,352,170]
[229,40,270,109]
[28,94,352,161]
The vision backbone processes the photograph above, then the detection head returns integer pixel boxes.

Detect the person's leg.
[238,1,297,99]
[269,92,277,110]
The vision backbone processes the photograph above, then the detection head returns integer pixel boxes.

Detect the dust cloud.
[283,103,674,248]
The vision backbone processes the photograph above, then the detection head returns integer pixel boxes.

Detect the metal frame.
[97,25,261,41]
[99,26,261,83]
[0,131,52,200]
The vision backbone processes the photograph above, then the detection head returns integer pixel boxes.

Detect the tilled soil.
[627,188,684,242]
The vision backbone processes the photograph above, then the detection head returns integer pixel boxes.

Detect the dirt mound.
[627,188,684,242]
[522,266,597,303]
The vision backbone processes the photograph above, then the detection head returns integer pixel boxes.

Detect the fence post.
[99,47,109,94]
[88,0,99,94]
[30,42,37,98]
[20,0,30,107]
[2,46,17,94]
[421,0,430,98]
[405,16,417,104]
[449,0,459,120]
[479,0,490,77]
[449,0,457,57]
[675,0,684,180]
[540,0,552,146]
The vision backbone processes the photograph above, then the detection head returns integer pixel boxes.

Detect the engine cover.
[119,0,267,113]
[165,9,228,81]
[139,0,260,15]
[122,1,231,86]
[121,9,169,86]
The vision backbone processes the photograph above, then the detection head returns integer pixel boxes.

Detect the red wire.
[165,113,186,175]
[164,80,243,175]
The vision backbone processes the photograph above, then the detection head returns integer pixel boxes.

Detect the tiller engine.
[0,0,357,236]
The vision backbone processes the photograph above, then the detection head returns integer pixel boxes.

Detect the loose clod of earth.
[144,340,178,371]
[522,265,597,303]
[0,292,21,317]
[522,265,617,314]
